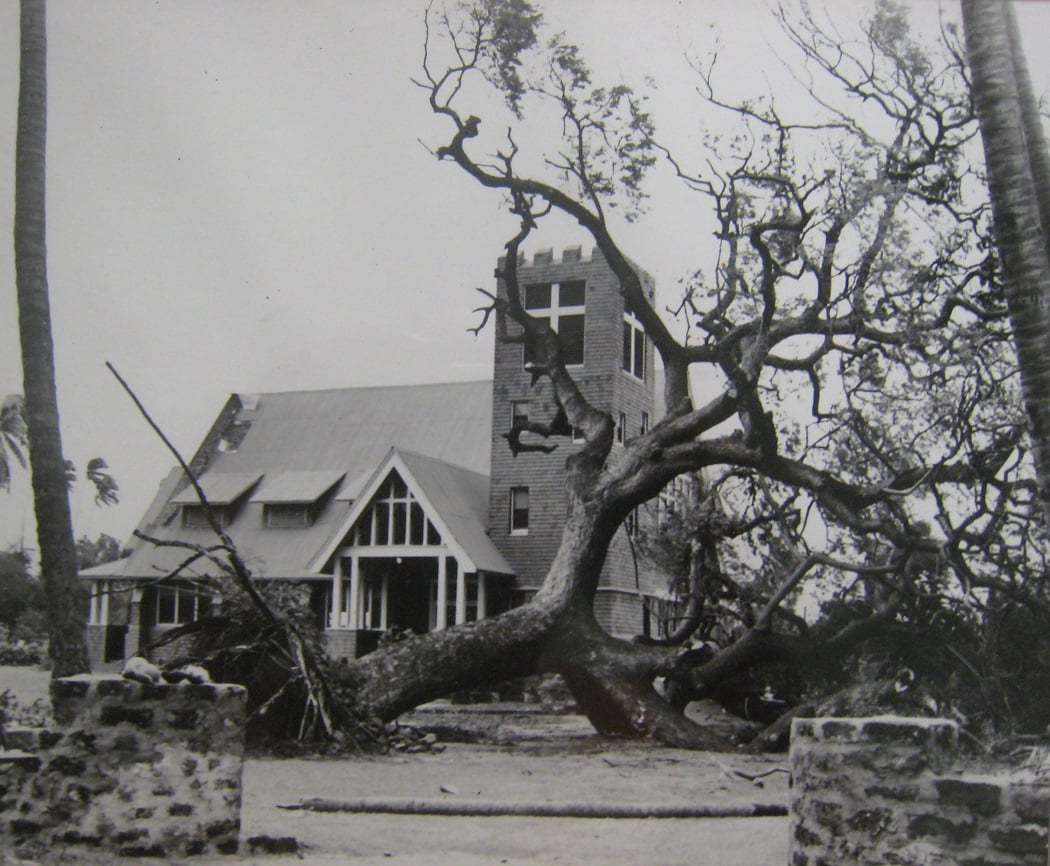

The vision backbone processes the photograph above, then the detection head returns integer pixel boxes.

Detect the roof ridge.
[235,379,492,399]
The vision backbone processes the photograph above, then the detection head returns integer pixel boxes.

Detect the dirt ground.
[1,667,789,865]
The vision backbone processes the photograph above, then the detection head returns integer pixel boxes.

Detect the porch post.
[330,562,343,629]
[436,556,448,630]
[347,555,360,629]
[477,573,487,620]
[100,580,111,626]
[127,587,145,657]
[455,562,467,626]
[380,573,389,630]
[87,582,98,625]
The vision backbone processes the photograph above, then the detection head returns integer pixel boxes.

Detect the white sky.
[1,1,1048,555]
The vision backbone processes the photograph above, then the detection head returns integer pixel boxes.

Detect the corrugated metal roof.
[170,472,262,505]
[104,381,495,581]
[334,470,371,502]
[215,380,492,477]
[250,470,345,504]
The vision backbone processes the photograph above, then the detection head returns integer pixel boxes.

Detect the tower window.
[524,283,551,309]
[617,412,626,444]
[640,411,650,436]
[623,310,646,380]
[511,400,530,428]
[523,281,586,366]
[510,487,530,534]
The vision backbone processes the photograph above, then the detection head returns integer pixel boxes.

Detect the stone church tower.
[487,246,664,636]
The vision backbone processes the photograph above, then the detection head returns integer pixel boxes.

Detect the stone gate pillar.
[790,715,1049,866]
[1,675,247,859]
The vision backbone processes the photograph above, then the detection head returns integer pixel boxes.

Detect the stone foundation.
[790,716,1050,866]
[0,675,247,858]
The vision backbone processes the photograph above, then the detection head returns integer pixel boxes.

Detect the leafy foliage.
[85,458,119,506]
[0,548,41,633]
[466,0,542,117]
[0,393,119,505]
[0,395,28,492]
[75,532,123,570]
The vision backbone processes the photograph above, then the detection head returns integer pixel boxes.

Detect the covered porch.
[313,449,516,660]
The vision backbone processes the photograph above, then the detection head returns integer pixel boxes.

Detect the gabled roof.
[312,447,512,576]
[87,380,495,581]
[211,381,492,477]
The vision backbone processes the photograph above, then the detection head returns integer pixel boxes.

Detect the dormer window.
[250,469,345,530]
[265,503,313,528]
[173,472,263,530]
[523,280,586,366]
[181,504,229,529]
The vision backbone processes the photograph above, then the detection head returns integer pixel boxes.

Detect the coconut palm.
[962,0,1050,520]
[0,395,28,492]
[14,0,89,676]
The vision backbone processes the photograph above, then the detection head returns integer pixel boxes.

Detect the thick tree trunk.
[337,491,725,747]
[343,602,559,721]
[962,0,1050,521]
[15,0,89,677]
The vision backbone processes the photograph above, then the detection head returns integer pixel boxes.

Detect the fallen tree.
[143,1,1050,750]
[322,0,1050,748]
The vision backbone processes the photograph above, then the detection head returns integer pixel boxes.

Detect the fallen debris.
[247,835,304,856]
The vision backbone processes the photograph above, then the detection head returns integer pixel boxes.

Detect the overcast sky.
[1,1,1048,555]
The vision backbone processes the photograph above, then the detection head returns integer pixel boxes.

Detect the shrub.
[0,639,44,666]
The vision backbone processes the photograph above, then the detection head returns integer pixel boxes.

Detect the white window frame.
[523,280,586,367]
[510,486,530,535]
[511,399,530,428]
[622,310,646,380]
[353,472,440,547]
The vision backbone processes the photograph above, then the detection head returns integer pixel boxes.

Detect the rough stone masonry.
[789,715,1050,866]
[0,674,246,858]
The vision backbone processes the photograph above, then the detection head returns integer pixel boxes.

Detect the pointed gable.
[312,448,512,576]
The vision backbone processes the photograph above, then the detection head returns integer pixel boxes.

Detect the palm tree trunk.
[1004,4,1050,262]
[15,0,89,677]
[962,0,1050,521]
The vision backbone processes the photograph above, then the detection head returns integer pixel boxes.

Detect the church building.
[81,247,671,668]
